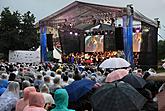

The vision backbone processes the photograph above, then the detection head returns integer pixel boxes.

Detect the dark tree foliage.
[0,7,39,59]
[158,40,165,61]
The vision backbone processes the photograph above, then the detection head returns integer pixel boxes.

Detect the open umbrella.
[99,58,130,69]
[162,63,165,69]
[122,74,146,88]
[64,79,96,101]
[105,69,128,83]
[91,82,146,111]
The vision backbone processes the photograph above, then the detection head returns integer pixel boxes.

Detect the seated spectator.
[0,81,20,111]
[44,75,53,88]
[68,73,74,84]
[16,87,36,111]
[49,77,61,94]
[23,92,46,111]
[0,73,9,95]
[19,80,31,98]
[34,74,44,91]
[61,75,69,87]
[40,84,55,106]
[51,89,75,111]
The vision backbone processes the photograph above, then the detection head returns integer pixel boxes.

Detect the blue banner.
[127,16,133,65]
[123,15,134,65]
[40,26,47,62]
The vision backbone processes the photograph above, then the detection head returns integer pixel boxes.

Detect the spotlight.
[70,32,73,35]
[105,32,108,35]
[75,33,78,36]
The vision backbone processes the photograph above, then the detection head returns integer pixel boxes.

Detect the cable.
[158,33,165,40]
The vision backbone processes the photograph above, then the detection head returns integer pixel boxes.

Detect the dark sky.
[1,0,165,40]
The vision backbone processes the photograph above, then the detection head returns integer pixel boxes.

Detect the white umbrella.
[99,58,130,69]
[162,63,165,69]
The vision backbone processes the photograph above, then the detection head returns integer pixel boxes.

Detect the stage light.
[135,28,140,33]
[57,25,60,29]
[75,32,78,36]
[70,32,73,35]
[105,32,108,35]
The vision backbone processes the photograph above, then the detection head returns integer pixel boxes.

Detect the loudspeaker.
[47,34,54,51]
[115,27,124,50]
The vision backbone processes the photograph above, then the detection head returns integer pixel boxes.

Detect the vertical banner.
[123,15,133,65]
[127,16,133,65]
[40,26,47,62]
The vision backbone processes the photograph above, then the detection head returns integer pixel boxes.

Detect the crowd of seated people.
[0,61,164,111]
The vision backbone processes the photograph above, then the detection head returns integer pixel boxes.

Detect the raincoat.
[51,89,75,111]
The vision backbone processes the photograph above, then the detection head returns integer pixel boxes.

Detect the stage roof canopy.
[39,1,158,29]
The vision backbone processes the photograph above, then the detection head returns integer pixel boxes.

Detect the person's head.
[8,81,20,97]
[44,76,51,83]
[29,92,45,107]
[22,80,31,90]
[143,71,151,80]
[37,74,43,80]
[1,73,8,80]
[68,73,73,78]
[50,72,55,77]
[137,68,142,73]
[23,87,36,100]
[40,84,49,93]
[53,77,60,84]
[54,89,69,107]
[8,72,16,81]
[56,69,62,75]
[63,75,68,82]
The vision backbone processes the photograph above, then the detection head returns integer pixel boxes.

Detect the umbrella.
[64,79,96,101]
[91,82,146,111]
[99,58,130,69]
[105,69,128,82]
[162,63,165,69]
[122,74,146,88]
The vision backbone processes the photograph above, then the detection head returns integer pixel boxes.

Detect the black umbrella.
[122,74,146,88]
[91,82,146,111]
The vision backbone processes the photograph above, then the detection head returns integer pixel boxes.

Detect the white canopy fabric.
[36,46,62,62]
[53,48,62,62]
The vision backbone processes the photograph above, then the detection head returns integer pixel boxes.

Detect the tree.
[0,8,39,59]
[0,8,21,53]
[158,40,165,61]
[20,11,40,50]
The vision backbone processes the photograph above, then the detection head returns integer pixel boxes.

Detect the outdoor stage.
[38,1,159,69]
